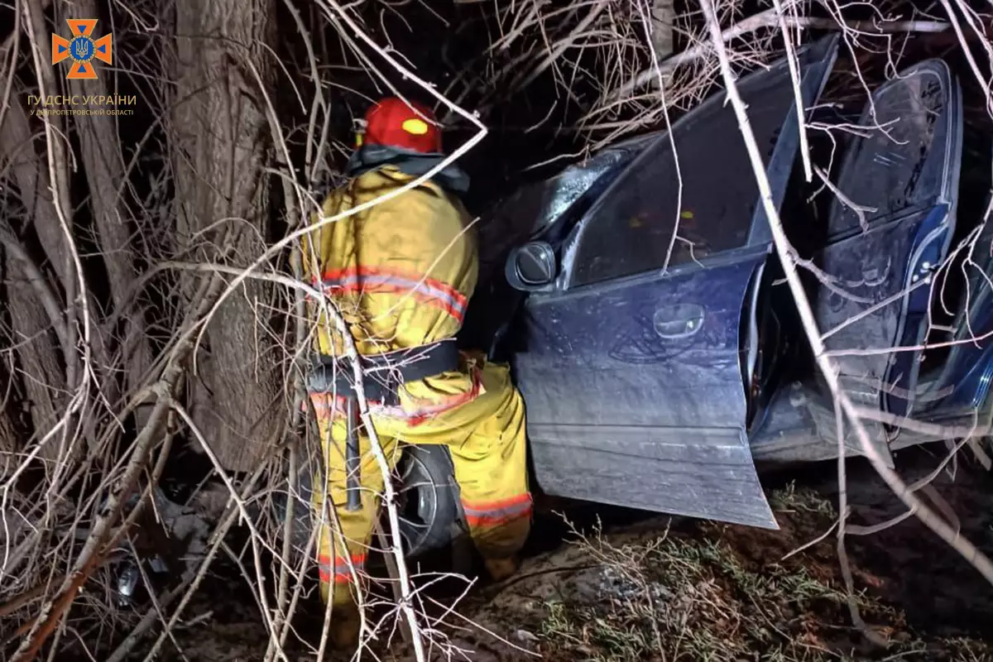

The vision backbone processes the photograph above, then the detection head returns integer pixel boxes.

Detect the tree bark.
[172,0,282,471]
[0,271,27,465]
[60,0,133,308]
[59,0,153,405]
[4,261,65,448]
[0,91,72,293]
[0,97,68,454]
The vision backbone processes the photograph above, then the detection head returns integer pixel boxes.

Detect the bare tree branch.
[617,10,949,99]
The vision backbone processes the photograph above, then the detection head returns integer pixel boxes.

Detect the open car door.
[508,36,838,528]
[812,61,962,451]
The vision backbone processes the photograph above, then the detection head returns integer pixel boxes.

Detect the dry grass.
[446,481,993,662]
[538,518,861,661]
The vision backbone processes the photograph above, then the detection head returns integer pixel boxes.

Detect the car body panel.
[916,189,993,418]
[509,36,840,528]
[812,60,962,458]
[518,250,777,526]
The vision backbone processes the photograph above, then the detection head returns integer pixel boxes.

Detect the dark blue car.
[394,35,992,553]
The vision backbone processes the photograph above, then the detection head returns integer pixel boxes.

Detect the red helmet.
[358,97,443,154]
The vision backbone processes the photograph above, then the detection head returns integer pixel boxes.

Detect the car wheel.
[394,445,462,558]
[278,446,462,561]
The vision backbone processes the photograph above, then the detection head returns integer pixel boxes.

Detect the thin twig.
[617,11,949,98]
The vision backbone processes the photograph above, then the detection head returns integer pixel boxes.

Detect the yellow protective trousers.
[309,357,531,611]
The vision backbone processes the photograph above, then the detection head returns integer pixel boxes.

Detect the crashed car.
[386,32,993,549]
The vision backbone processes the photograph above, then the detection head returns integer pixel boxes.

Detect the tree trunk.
[4,261,65,449]
[59,0,152,407]
[172,0,283,471]
[650,0,675,88]
[0,96,69,457]
[0,89,73,293]
[0,256,29,465]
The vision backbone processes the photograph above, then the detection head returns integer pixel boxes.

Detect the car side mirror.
[506,241,558,291]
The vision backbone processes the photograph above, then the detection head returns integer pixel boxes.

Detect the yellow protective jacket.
[302,165,483,421]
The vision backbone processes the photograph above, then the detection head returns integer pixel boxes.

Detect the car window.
[488,147,632,237]
[476,143,643,285]
[571,59,800,287]
[828,66,950,237]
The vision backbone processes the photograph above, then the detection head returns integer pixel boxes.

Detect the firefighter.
[301,97,532,648]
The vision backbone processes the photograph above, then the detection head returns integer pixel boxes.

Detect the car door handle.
[653,304,705,339]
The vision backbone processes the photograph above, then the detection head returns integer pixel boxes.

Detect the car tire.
[279,445,464,561]
[395,445,463,558]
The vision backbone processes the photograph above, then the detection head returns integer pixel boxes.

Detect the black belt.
[307,339,460,406]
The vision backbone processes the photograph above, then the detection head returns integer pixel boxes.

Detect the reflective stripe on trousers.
[318,553,367,584]
[461,494,533,527]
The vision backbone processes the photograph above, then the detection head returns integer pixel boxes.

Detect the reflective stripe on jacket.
[302,166,482,415]
[317,266,468,323]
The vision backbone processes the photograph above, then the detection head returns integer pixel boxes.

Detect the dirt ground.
[150,448,993,661]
